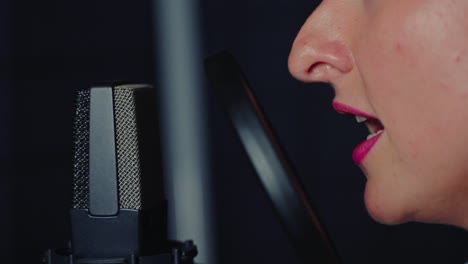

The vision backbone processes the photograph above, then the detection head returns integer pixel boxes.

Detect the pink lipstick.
[352,131,383,165]
[332,101,377,119]
[332,101,384,165]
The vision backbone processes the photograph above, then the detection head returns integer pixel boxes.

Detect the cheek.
[358,0,468,97]
[354,1,468,224]
[357,1,468,154]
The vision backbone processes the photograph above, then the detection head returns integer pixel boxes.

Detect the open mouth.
[332,101,385,165]
[355,115,385,140]
[332,101,385,136]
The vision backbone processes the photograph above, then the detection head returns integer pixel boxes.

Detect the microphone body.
[71,85,165,259]
[45,84,197,264]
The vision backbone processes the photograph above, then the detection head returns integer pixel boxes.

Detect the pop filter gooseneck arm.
[152,1,217,264]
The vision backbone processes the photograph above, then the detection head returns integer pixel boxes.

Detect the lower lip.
[352,131,383,165]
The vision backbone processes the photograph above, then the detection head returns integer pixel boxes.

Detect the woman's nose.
[288,2,354,83]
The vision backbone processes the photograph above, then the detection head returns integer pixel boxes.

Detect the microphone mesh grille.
[72,86,151,210]
[114,87,143,209]
[72,89,90,209]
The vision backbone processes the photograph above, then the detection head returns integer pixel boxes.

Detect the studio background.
[1,0,467,263]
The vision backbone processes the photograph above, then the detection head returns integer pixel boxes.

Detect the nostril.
[307,62,327,74]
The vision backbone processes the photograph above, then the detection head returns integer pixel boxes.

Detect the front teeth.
[355,115,383,139]
[356,116,367,123]
[367,129,383,140]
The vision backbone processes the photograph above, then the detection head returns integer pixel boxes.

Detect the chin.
[363,181,413,226]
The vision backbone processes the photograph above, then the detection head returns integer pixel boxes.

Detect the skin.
[288,0,468,229]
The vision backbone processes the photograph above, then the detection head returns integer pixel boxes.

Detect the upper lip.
[332,101,377,119]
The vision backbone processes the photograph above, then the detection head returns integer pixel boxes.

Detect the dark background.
[1,0,468,263]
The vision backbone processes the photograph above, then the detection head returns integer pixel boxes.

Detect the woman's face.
[289,0,468,228]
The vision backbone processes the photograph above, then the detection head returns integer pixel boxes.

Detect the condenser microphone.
[45,84,198,264]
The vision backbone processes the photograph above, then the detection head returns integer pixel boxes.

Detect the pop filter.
[205,51,341,264]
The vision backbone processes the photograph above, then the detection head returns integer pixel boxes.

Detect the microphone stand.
[153,0,217,263]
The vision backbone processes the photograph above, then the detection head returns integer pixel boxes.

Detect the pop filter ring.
[204,51,341,264]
